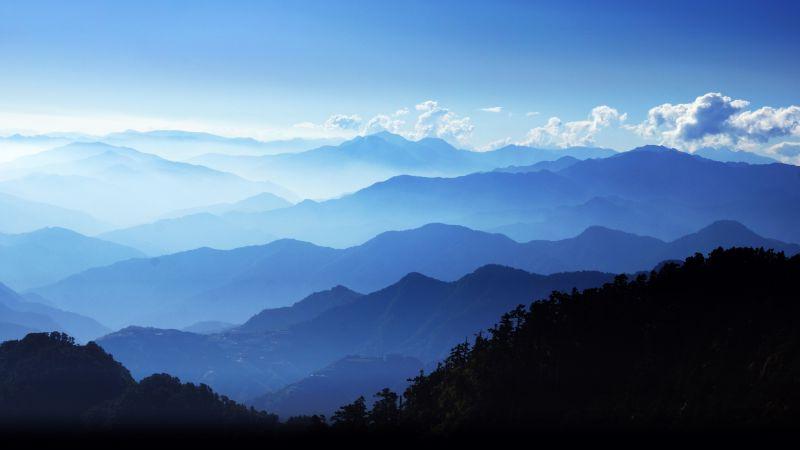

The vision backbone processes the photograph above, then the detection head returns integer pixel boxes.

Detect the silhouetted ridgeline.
[397,248,800,433]
[2,248,800,441]
[0,332,277,433]
[34,219,798,330]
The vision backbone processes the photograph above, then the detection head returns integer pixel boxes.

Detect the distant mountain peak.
[694,220,755,237]
[361,223,512,250]
[395,271,440,286]
[416,136,453,147]
[667,220,799,258]
[693,147,778,165]
[63,141,115,149]
[328,284,360,295]
[399,271,431,281]
[358,130,402,142]
[568,226,665,247]
[461,264,533,283]
[627,145,683,154]
[29,225,74,233]
[371,130,404,140]
[389,222,473,236]
[493,144,532,152]
[575,225,633,239]
[23,226,82,238]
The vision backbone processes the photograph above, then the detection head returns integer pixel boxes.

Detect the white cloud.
[768,141,800,157]
[520,105,626,148]
[477,137,513,151]
[291,121,317,130]
[361,114,405,135]
[765,141,800,164]
[324,114,363,131]
[291,102,475,145]
[480,106,503,113]
[411,100,474,145]
[521,117,562,147]
[728,105,800,142]
[628,92,800,150]
[525,111,540,117]
[415,100,439,112]
[359,107,411,135]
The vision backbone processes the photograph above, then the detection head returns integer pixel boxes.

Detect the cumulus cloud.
[477,137,513,151]
[525,111,540,117]
[359,107,411,135]
[324,114,363,131]
[520,106,626,148]
[628,92,800,150]
[361,113,405,135]
[769,141,800,157]
[313,102,474,145]
[728,106,800,142]
[765,141,800,164]
[412,100,474,145]
[480,106,503,113]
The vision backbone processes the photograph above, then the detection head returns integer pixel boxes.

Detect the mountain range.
[493,155,581,173]
[0,191,106,235]
[237,285,364,333]
[0,227,143,291]
[98,192,293,255]
[97,265,614,401]
[0,134,75,164]
[100,129,342,160]
[0,282,108,342]
[190,131,617,198]
[97,212,279,255]
[693,146,778,164]
[0,142,294,226]
[158,191,293,219]
[34,220,798,329]
[192,144,799,247]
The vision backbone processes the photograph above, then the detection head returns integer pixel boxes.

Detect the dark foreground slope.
[0,332,277,433]
[252,355,424,420]
[397,248,800,433]
[3,249,800,442]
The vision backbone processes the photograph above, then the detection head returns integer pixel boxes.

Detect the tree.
[400,248,800,433]
[331,396,368,431]
[284,414,328,433]
[369,388,400,429]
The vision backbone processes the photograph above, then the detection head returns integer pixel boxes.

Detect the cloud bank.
[628,92,800,150]
[520,106,626,148]
[766,141,800,164]
[297,102,474,146]
[410,100,474,145]
[7,92,798,163]
[324,114,363,131]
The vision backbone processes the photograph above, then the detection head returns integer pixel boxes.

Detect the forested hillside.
[0,332,276,432]
[393,248,800,432]
[4,248,798,439]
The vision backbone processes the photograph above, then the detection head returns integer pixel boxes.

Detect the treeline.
[0,332,277,433]
[323,247,800,434]
[2,247,799,439]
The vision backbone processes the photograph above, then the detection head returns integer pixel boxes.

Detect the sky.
[0,0,799,156]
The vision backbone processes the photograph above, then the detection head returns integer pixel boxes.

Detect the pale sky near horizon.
[1,0,799,155]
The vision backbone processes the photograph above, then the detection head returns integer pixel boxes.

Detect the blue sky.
[0,0,799,153]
